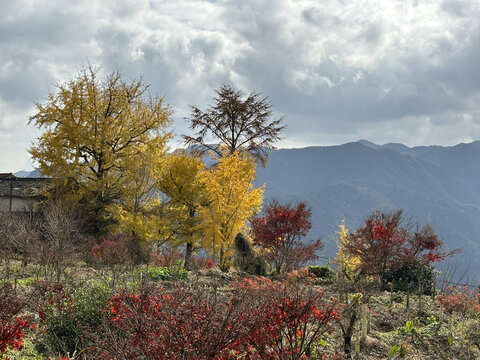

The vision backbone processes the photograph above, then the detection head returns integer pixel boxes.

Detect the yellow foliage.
[200,150,264,270]
[336,219,361,273]
[29,66,172,230]
[106,143,169,244]
[156,151,207,247]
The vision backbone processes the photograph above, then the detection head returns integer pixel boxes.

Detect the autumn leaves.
[28,66,284,271]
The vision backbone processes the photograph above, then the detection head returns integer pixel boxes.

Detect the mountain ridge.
[255,140,480,280]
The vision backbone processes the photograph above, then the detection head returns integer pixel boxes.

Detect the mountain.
[255,141,480,281]
[13,170,42,178]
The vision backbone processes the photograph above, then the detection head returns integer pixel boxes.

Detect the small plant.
[405,320,414,334]
[389,344,407,358]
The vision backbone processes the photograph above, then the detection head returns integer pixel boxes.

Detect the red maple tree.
[342,210,449,284]
[250,202,323,274]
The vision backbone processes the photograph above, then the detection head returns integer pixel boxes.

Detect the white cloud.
[0,0,479,170]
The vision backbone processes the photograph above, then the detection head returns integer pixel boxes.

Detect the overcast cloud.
[1,0,479,171]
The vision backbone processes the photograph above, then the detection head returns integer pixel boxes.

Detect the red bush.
[191,257,218,270]
[437,286,480,316]
[90,233,134,267]
[0,283,33,356]
[0,318,32,355]
[82,277,340,359]
[149,247,184,267]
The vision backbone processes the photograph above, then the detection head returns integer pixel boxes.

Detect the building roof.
[0,177,49,198]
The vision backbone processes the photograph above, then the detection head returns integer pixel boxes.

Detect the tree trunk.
[184,242,193,270]
[344,336,352,359]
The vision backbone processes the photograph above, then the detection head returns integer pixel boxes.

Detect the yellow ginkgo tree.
[29,65,172,232]
[156,151,207,269]
[200,150,264,271]
[106,143,169,244]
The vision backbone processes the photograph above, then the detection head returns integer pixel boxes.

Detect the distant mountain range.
[13,170,41,178]
[255,140,480,281]
[15,140,480,281]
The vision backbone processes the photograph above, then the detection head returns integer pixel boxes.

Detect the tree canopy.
[341,210,449,284]
[200,150,264,271]
[183,84,285,167]
[251,201,322,274]
[29,65,172,230]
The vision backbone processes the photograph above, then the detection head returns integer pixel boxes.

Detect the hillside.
[255,140,480,281]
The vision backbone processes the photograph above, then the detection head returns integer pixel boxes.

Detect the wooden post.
[406,283,411,310]
[9,177,13,212]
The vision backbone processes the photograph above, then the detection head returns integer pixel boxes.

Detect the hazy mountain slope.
[255,141,480,279]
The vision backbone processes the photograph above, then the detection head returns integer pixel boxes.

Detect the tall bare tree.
[183,85,285,166]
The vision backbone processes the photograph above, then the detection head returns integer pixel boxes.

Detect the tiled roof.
[0,177,49,198]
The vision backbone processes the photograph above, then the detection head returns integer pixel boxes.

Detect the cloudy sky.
[1,0,479,172]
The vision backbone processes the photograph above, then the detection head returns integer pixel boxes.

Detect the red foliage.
[190,257,218,270]
[251,202,323,273]
[342,210,448,280]
[230,274,341,359]
[0,283,33,356]
[90,233,134,267]
[149,247,184,267]
[437,286,480,316]
[0,318,31,355]
[83,278,340,359]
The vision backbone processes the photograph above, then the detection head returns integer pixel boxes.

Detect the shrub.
[437,286,480,317]
[81,279,340,359]
[149,246,184,267]
[1,317,32,356]
[90,233,141,268]
[308,265,334,279]
[381,261,436,295]
[0,283,34,356]
[234,233,267,276]
[35,281,112,356]
[191,257,218,270]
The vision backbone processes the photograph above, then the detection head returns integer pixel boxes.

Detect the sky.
[1,0,479,172]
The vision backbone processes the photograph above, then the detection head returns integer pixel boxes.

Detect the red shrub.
[149,247,184,267]
[0,318,32,355]
[82,278,340,359]
[191,257,218,270]
[230,274,341,359]
[437,286,480,316]
[90,233,134,267]
[0,283,33,356]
